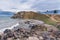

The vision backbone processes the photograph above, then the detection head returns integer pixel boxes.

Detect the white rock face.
[12,19,58,31]
[13,19,44,30]
[39,36,44,40]
[27,37,39,40]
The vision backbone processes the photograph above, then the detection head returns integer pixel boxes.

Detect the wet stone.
[4,29,12,34]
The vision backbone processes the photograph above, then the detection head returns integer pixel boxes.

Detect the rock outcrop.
[0,19,59,40]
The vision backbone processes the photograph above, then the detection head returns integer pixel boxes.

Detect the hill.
[12,11,60,25]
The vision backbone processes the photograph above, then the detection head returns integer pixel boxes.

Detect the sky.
[0,0,60,12]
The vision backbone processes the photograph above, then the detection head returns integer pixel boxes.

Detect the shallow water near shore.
[0,16,19,32]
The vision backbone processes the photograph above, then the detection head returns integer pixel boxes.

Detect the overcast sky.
[0,0,60,12]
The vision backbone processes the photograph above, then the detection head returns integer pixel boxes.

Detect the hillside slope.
[12,11,60,25]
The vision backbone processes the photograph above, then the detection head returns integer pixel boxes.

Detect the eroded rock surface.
[0,19,59,40]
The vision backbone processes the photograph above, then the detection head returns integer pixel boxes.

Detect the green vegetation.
[44,19,56,25]
[12,11,58,25]
[34,14,56,25]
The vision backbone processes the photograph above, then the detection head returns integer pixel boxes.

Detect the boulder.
[4,29,12,34]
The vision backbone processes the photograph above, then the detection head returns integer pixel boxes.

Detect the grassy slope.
[23,13,57,25]
[12,11,60,25]
[33,14,57,25]
[12,11,60,30]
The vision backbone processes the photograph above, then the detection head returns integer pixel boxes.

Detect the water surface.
[0,16,18,32]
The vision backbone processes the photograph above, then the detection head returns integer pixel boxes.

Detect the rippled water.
[0,16,19,32]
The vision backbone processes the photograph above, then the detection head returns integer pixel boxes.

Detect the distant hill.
[0,11,14,16]
[12,11,60,25]
[43,10,60,14]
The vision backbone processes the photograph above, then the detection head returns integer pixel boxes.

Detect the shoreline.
[0,19,60,40]
[0,19,58,33]
[0,23,19,33]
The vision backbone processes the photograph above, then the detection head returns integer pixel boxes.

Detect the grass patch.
[44,19,56,25]
[34,14,57,25]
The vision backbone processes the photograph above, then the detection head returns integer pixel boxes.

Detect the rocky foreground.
[0,19,60,40]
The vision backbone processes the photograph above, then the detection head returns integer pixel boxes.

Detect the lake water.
[0,16,19,32]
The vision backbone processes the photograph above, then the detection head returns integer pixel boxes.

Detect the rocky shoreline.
[0,19,60,40]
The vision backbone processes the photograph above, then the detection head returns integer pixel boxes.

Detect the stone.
[3,35,7,40]
[0,35,2,40]
[6,32,14,38]
[27,37,39,40]
[38,36,44,40]
[4,29,12,34]
[7,38,13,40]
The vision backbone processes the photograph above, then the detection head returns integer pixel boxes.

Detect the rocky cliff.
[0,19,59,40]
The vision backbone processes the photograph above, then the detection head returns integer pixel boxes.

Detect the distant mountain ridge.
[0,11,14,16]
[43,10,60,14]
